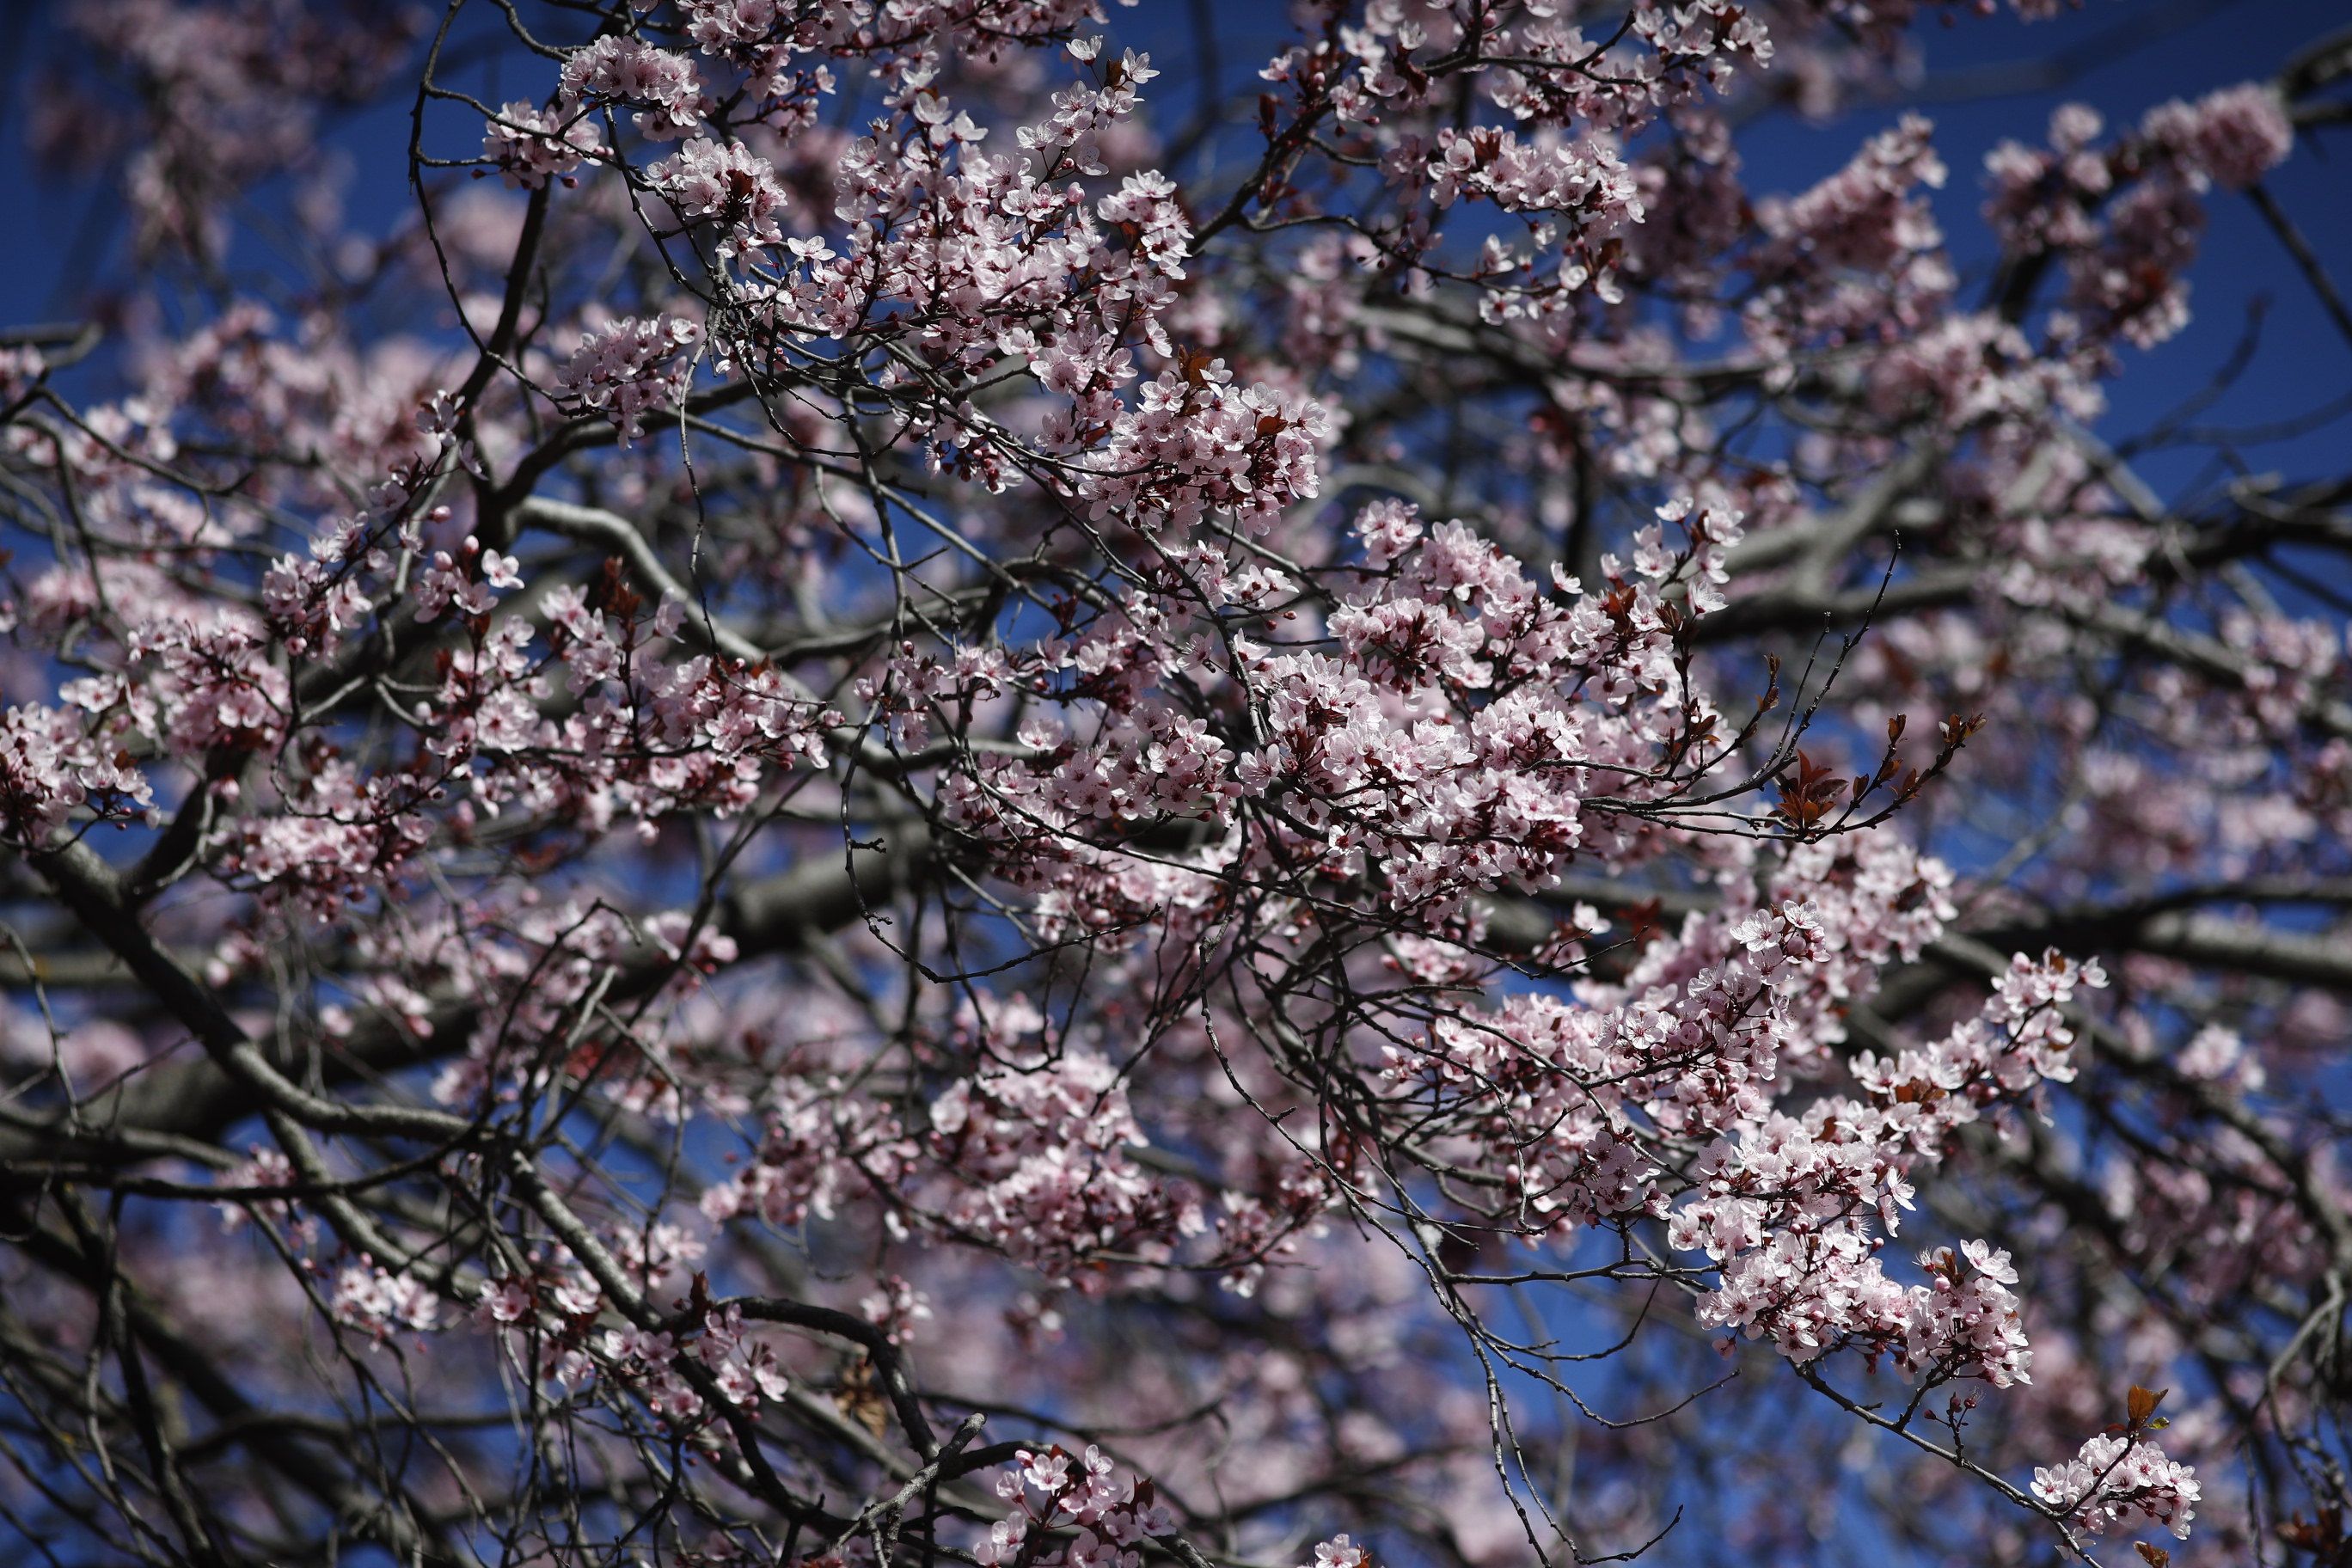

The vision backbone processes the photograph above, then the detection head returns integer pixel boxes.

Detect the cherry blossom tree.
[1,2,2349,1566]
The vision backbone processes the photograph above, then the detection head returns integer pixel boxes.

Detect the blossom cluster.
[1669,950,2104,1384]
[0,703,156,846]
[927,1033,1204,1284]
[331,1260,440,1343]
[560,36,702,140]
[2032,1432,2202,1540]
[651,137,788,259]
[602,1305,792,1421]
[551,315,703,444]
[483,100,603,189]
[974,1445,1176,1568]
[1986,85,2294,352]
